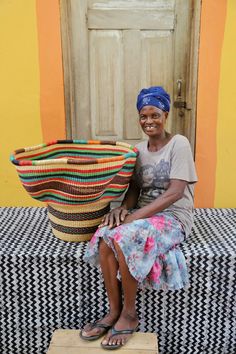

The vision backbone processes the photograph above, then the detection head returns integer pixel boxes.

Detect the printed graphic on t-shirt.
[136,159,170,206]
[137,159,170,190]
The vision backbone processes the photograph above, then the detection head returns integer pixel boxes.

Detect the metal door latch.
[173,100,186,108]
[173,79,186,115]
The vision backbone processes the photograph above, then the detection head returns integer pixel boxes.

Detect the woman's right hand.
[98,206,129,229]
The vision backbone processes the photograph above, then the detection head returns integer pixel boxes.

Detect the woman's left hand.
[98,206,129,229]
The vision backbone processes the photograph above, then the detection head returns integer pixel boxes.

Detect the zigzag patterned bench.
[0,208,235,354]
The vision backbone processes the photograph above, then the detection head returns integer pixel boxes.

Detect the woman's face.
[139,105,167,137]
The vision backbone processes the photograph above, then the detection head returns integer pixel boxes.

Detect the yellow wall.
[0,0,42,206]
[214,0,236,207]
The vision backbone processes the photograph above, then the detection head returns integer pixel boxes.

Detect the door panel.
[88,9,174,30]
[140,31,174,137]
[90,30,124,139]
[60,0,201,149]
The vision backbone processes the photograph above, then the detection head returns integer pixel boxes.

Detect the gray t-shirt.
[134,134,198,237]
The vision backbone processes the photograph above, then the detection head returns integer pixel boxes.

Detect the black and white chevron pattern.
[0,207,235,354]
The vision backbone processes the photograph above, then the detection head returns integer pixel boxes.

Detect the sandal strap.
[90,322,111,329]
[110,326,137,336]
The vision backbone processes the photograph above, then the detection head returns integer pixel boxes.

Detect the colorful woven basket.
[10,140,138,242]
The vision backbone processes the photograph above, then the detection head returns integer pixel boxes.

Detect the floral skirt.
[83,212,189,291]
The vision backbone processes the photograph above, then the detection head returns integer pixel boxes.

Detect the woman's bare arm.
[123,179,187,224]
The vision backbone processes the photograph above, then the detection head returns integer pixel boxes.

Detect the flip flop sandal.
[101,325,138,350]
[80,322,112,341]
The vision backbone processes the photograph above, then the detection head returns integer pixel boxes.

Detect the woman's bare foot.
[101,310,139,347]
[81,311,120,339]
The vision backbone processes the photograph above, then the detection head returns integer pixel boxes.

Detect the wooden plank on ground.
[47,329,158,353]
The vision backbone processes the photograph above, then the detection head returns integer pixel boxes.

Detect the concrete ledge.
[0,207,235,354]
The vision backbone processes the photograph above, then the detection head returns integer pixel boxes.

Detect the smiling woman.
[137,87,171,147]
[138,106,168,139]
[79,86,198,350]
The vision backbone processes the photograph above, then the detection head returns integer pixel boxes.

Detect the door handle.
[177,79,182,99]
[173,79,186,115]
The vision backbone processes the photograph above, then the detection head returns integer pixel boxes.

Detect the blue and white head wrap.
[136,86,171,112]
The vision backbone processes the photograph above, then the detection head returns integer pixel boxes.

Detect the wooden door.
[60,0,201,150]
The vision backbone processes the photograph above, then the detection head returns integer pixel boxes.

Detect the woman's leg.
[81,239,122,337]
[102,241,139,347]
[99,239,122,316]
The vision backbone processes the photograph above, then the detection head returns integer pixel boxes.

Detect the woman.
[80,86,198,350]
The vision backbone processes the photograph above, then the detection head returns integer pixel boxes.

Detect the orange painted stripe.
[36,0,66,141]
[195,0,227,207]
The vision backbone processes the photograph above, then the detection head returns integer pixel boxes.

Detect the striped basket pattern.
[10,140,138,242]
